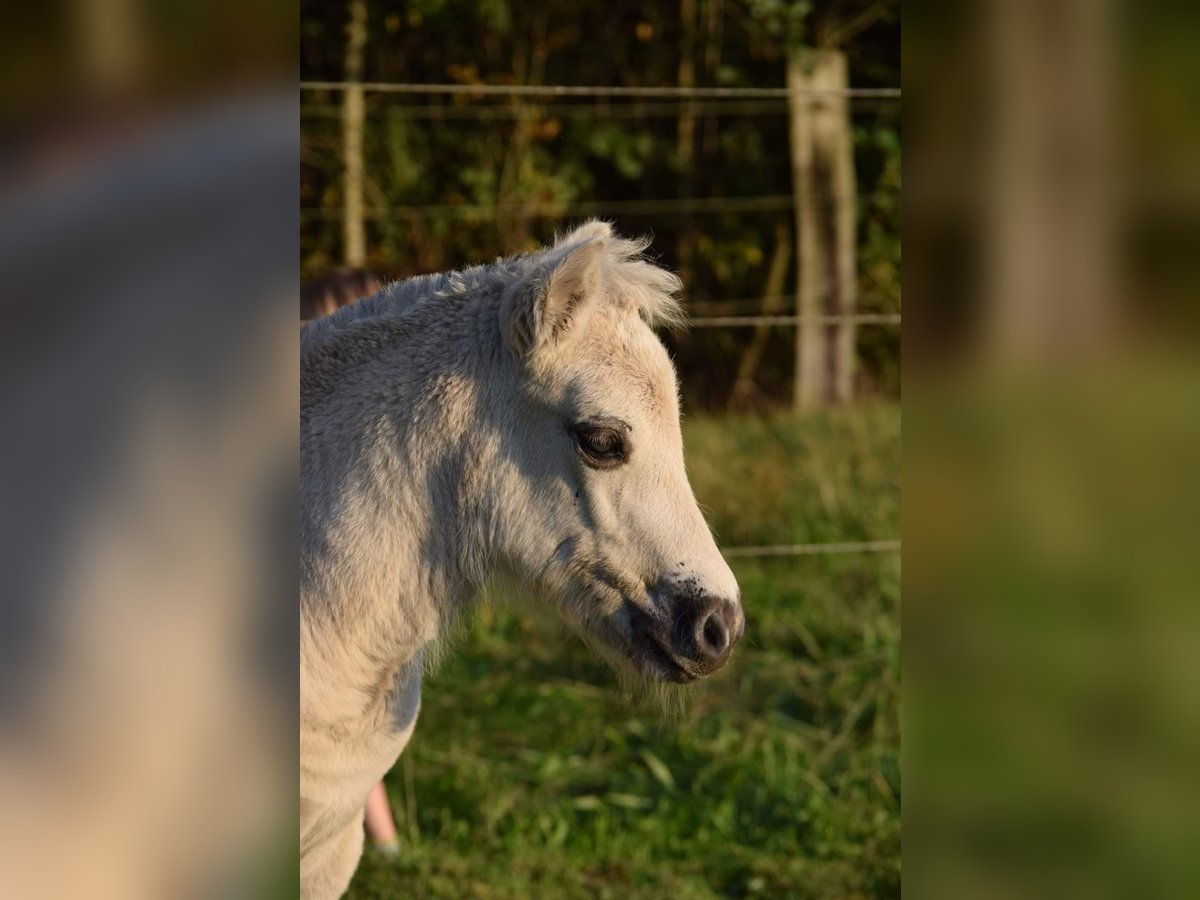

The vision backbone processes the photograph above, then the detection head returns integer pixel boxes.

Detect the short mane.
[301,220,685,355]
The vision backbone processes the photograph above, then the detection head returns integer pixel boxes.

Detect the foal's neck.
[301,286,508,718]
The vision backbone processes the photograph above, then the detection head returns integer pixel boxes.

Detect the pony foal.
[300,221,743,899]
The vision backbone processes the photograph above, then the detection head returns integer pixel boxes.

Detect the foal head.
[493,221,743,685]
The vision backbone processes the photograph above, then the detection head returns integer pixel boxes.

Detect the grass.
[347,404,901,899]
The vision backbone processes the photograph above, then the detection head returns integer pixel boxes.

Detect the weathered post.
[788,47,859,408]
[819,49,858,404]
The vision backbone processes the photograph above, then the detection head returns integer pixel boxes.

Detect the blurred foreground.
[0,3,297,897]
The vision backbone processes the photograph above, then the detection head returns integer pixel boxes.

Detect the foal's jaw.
[625,608,701,684]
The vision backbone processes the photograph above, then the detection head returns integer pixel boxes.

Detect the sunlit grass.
[348,404,901,898]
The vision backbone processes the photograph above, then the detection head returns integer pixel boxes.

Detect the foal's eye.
[573,424,628,469]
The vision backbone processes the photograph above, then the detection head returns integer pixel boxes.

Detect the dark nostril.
[699,610,730,658]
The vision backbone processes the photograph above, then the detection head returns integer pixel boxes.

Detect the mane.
[300,219,685,356]
[300,269,460,356]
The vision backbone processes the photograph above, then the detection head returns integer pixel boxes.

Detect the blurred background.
[906,2,1200,897]
[301,1,901,897]
[300,0,901,411]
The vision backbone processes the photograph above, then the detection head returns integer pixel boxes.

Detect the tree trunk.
[986,0,1111,366]
[787,50,823,411]
[701,0,724,158]
[730,218,792,409]
[676,0,698,288]
[787,47,858,408]
[496,12,549,254]
[341,0,367,268]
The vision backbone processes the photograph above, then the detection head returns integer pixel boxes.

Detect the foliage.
[346,406,901,898]
[300,0,901,407]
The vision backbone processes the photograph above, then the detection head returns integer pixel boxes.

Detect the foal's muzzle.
[630,590,744,682]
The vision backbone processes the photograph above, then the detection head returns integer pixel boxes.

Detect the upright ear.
[559,219,613,246]
[502,236,608,360]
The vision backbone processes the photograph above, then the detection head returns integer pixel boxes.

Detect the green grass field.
[347,404,901,899]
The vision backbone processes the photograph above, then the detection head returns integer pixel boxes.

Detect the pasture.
[347,404,900,899]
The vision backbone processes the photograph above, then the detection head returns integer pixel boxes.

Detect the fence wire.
[689,291,898,315]
[301,99,901,121]
[300,190,896,221]
[302,311,898,328]
[301,100,847,121]
[300,81,901,100]
[723,540,901,558]
[690,313,900,328]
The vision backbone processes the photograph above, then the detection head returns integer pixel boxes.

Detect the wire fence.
[722,540,901,558]
[690,313,900,328]
[300,99,900,121]
[299,191,895,222]
[300,81,901,100]
[301,310,899,328]
[688,291,897,315]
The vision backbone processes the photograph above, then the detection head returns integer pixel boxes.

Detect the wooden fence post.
[788,47,859,408]
[820,50,858,403]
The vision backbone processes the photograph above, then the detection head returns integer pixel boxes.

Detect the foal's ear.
[502,237,607,359]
